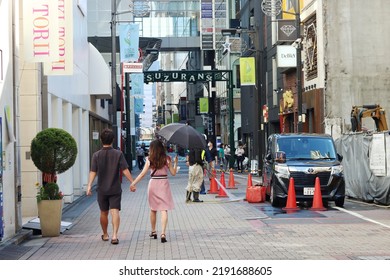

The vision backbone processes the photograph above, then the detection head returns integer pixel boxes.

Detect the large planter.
[37,199,63,237]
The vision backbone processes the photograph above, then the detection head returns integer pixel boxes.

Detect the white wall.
[19,1,110,218]
[0,0,17,240]
[323,0,390,133]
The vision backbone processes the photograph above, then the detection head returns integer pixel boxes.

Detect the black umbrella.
[157,123,206,150]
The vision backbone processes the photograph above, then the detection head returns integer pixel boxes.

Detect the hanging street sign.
[144,70,231,83]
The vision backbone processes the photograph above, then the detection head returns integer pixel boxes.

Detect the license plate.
[303,187,315,195]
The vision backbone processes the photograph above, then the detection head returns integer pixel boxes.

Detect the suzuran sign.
[144,70,231,83]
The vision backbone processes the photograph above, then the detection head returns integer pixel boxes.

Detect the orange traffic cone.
[310,177,327,211]
[282,177,299,213]
[216,172,228,198]
[220,171,226,186]
[227,169,238,189]
[247,173,253,187]
[208,169,219,194]
[244,173,253,201]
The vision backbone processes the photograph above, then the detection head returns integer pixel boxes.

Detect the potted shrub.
[31,128,78,237]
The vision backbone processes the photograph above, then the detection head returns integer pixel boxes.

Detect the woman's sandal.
[111,239,119,245]
[161,234,167,243]
[101,234,109,241]
[149,231,157,239]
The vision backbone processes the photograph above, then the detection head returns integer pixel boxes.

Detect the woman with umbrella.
[130,139,178,243]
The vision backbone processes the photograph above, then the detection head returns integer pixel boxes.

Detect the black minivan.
[262,133,345,207]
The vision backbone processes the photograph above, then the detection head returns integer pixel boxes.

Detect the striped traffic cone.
[216,172,228,198]
[208,169,219,194]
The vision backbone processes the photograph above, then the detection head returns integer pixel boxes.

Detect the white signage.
[44,0,74,75]
[23,0,60,63]
[123,63,143,73]
[276,45,297,68]
[92,131,99,140]
[23,0,74,75]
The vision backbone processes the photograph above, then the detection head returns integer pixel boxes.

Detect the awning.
[89,43,111,98]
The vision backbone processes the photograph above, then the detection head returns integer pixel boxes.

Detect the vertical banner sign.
[199,97,209,113]
[119,24,140,62]
[23,0,60,62]
[130,73,144,96]
[134,98,144,114]
[4,106,15,142]
[239,57,256,86]
[44,0,74,75]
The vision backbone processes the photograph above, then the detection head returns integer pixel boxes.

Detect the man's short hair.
[100,128,114,145]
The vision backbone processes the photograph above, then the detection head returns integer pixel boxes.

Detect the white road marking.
[334,206,390,229]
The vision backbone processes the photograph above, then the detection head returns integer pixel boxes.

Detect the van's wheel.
[335,196,345,207]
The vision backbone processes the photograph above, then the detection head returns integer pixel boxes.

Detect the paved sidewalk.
[18,166,265,260]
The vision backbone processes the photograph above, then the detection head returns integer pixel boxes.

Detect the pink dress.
[147,164,174,211]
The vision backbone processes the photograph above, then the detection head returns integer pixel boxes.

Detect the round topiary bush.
[31,128,78,177]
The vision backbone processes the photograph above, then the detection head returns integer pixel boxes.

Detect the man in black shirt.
[87,128,135,245]
[207,141,218,170]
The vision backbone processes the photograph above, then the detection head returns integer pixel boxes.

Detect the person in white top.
[224,144,231,170]
[235,142,245,172]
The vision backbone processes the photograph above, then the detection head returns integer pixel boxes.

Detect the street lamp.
[111,1,152,149]
[220,28,256,169]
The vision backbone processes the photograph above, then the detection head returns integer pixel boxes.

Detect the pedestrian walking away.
[185,149,204,203]
[130,139,178,243]
[136,145,145,170]
[86,128,135,245]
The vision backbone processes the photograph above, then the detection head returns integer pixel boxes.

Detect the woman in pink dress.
[130,140,178,243]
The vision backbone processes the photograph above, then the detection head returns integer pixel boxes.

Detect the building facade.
[0,0,111,242]
[268,0,390,139]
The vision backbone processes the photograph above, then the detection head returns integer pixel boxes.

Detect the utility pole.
[111,0,118,148]
[296,0,303,132]
[125,73,132,170]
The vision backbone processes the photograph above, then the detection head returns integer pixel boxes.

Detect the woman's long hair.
[148,140,168,170]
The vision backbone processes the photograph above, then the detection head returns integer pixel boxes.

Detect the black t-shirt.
[208,147,218,162]
[91,147,129,195]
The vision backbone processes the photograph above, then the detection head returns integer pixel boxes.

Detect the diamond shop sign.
[144,70,231,83]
